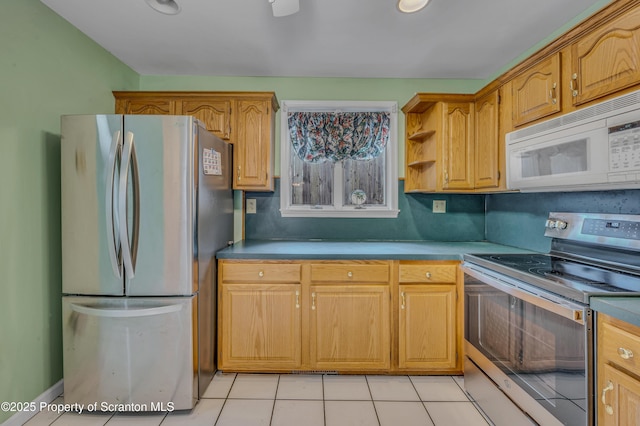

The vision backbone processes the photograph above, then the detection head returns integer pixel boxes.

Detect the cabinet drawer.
[601,320,640,376]
[310,264,389,283]
[399,264,457,283]
[222,263,301,283]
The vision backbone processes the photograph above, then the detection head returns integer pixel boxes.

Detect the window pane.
[290,154,333,206]
[343,153,386,206]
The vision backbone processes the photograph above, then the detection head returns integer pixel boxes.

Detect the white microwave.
[506,90,640,192]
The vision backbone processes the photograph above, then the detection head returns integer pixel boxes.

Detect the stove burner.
[487,254,547,267]
[465,251,640,303]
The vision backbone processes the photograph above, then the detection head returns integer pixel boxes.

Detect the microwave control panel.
[609,119,640,173]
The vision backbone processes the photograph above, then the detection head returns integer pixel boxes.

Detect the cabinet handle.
[425,272,432,279]
[295,290,300,309]
[311,292,316,310]
[258,270,264,278]
[618,347,634,360]
[347,271,353,278]
[549,82,557,105]
[444,171,449,184]
[401,291,406,310]
[570,73,578,97]
[237,166,241,181]
[601,380,614,415]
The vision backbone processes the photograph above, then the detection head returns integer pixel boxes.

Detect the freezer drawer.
[62,296,197,411]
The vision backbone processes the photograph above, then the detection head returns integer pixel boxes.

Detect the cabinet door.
[474,91,500,189]
[219,284,301,370]
[442,102,474,190]
[600,364,640,426]
[234,99,273,191]
[310,285,390,370]
[179,99,231,140]
[118,98,173,115]
[511,53,561,127]
[398,285,456,369]
[570,5,640,106]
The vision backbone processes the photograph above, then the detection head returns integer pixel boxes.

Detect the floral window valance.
[288,111,390,163]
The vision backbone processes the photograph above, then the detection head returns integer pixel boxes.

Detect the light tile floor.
[23,373,491,426]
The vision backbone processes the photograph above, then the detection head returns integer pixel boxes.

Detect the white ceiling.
[41,0,611,80]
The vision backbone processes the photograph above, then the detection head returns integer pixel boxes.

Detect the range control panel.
[582,218,640,240]
[544,212,640,250]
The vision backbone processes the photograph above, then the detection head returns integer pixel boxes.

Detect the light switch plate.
[246,198,257,214]
[433,200,446,213]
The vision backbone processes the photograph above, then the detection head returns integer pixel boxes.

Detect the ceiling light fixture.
[397,0,430,13]
[269,0,300,17]
[145,0,181,15]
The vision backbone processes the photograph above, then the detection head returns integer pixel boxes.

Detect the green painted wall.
[0,0,138,422]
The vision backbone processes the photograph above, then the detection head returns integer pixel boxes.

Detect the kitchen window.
[280,100,398,218]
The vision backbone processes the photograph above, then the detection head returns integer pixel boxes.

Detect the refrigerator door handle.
[118,131,140,280]
[70,302,182,318]
[106,130,123,279]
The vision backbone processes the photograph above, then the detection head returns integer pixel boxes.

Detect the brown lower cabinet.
[597,313,640,425]
[217,259,462,374]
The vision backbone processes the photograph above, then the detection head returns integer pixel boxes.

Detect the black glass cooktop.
[464,253,640,303]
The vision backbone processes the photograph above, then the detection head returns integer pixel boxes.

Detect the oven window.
[520,138,588,178]
[465,277,587,426]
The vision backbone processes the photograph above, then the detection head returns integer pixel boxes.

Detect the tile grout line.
[364,375,382,426]
[322,375,327,426]
[268,374,280,426]
[450,374,492,425]
[212,372,238,426]
[408,375,437,426]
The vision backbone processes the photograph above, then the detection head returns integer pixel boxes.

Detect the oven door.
[463,264,593,426]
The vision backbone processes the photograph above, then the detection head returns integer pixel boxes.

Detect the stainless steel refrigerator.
[60,114,233,410]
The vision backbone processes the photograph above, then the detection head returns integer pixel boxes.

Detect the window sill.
[280,208,400,218]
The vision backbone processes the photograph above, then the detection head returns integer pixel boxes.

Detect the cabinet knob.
[425,272,432,279]
[347,271,353,278]
[601,380,614,415]
[258,271,264,277]
[618,347,634,360]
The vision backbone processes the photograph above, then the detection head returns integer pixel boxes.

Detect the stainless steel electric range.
[462,212,640,426]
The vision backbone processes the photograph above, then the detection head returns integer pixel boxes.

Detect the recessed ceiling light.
[397,0,430,13]
[269,0,300,17]
[145,0,181,15]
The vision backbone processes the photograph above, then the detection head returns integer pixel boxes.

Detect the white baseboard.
[1,380,63,426]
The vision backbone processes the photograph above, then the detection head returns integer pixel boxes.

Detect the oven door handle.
[463,264,586,324]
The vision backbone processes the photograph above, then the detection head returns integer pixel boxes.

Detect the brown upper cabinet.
[508,0,640,128]
[403,93,504,193]
[113,91,278,192]
[474,90,501,190]
[567,4,640,107]
[511,53,561,127]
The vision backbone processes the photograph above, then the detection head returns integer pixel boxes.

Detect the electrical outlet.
[433,200,446,213]
[246,198,257,214]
